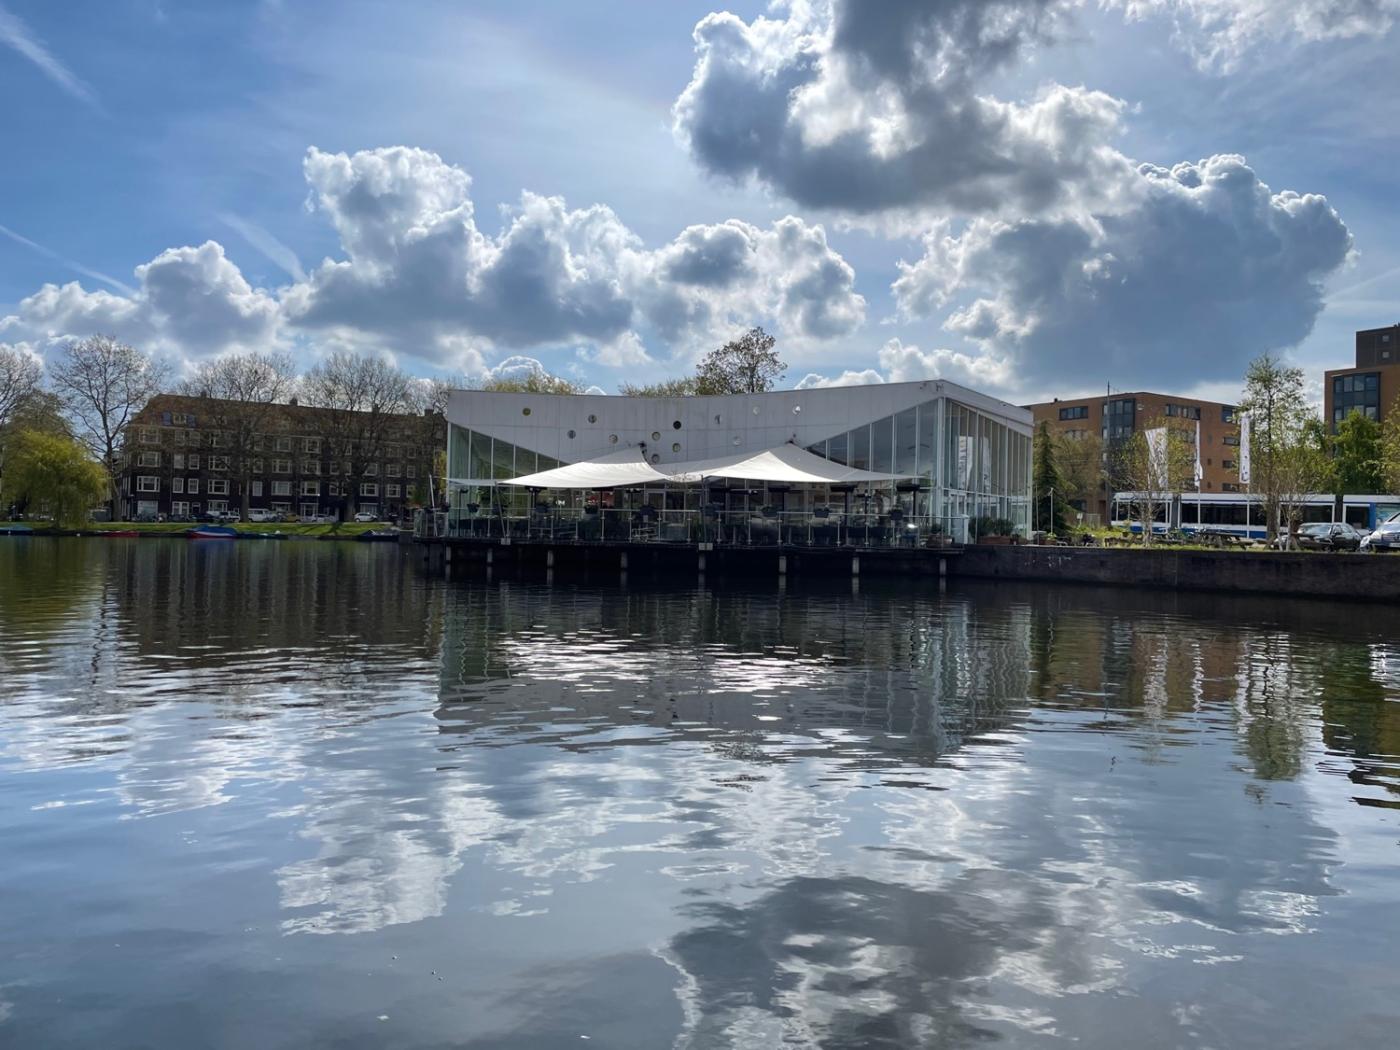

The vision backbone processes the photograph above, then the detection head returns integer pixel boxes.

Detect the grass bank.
[69,521,387,538]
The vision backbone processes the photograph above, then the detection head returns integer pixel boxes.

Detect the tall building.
[1323,324,1400,430]
[1025,391,1242,521]
[115,394,440,521]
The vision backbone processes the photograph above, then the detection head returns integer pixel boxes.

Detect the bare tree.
[1,344,43,428]
[1239,353,1313,542]
[48,335,170,518]
[407,375,463,507]
[181,352,299,519]
[302,352,412,519]
[1114,417,1196,546]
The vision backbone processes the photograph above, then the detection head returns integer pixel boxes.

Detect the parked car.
[353,511,379,523]
[1279,522,1364,551]
[1362,520,1400,552]
[201,510,241,524]
[247,509,280,523]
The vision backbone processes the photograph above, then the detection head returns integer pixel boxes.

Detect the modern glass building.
[443,380,1032,542]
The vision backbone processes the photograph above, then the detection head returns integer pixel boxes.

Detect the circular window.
[522,407,532,416]
[672,420,682,430]
[671,442,681,453]
[651,431,661,441]
[567,429,576,439]
[650,454,660,464]
[792,405,802,415]
[751,406,760,415]
[609,434,619,444]
[588,414,598,424]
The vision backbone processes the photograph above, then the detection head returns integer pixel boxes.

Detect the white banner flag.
[1194,420,1203,484]
[1238,412,1251,484]
[1145,426,1167,491]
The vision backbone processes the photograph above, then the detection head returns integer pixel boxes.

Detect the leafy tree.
[181,352,298,519]
[1032,422,1067,534]
[1115,417,1197,546]
[1239,352,1313,541]
[48,335,170,518]
[1,344,43,427]
[617,377,700,397]
[474,368,585,395]
[1333,409,1383,493]
[2,429,108,526]
[4,389,70,438]
[301,352,413,518]
[1382,395,1400,493]
[1055,430,1104,518]
[694,327,785,395]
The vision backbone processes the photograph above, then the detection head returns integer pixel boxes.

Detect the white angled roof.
[501,447,669,488]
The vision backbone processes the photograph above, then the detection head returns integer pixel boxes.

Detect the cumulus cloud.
[1,146,865,373]
[0,241,280,360]
[1113,0,1400,70]
[893,155,1353,388]
[673,0,1134,222]
[284,146,865,360]
[796,338,1014,392]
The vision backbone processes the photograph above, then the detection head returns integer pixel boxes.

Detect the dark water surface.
[2,539,1398,1048]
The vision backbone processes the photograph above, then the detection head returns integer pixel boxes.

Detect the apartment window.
[137,451,160,467]
[272,481,292,496]
[172,501,190,518]
[273,459,291,473]
[138,427,158,444]
[406,465,417,479]
[300,481,319,496]
[173,453,185,469]
[1223,435,1240,446]
[172,477,184,494]
[1221,406,1237,423]
[271,502,291,514]
[251,458,263,473]
[136,476,159,493]
[275,436,292,452]
[187,478,200,495]
[173,412,188,425]
[1333,372,1380,426]
[208,479,229,495]
[299,502,318,519]
[360,482,379,497]
[208,500,228,512]
[328,482,340,496]
[365,462,379,476]
[208,455,229,471]
[1223,459,1237,470]
[302,460,320,475]
[386,483,401,498]
[304,438,321,454]
[1165,403,1201,420]
[1058,405,1089,421]
[187,454,200,470]
[251,481,263,497]
[175,430,186,446]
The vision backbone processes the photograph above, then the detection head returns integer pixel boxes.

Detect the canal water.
[1,539,1398,1048]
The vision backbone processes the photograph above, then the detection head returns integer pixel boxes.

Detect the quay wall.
[952,545,1400,602]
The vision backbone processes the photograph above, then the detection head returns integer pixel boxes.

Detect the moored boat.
[0,523,34,536]
[186,525,238,539]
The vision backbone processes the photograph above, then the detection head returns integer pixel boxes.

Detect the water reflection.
[1,540,1398,1047]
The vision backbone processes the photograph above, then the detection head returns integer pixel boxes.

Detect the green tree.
[2,429,109,527]
[1382,394,1400,493]
[1333,409,1383,493]
[1056,430,1104,519]
[1032,422,1067,534]
[1116,417,1197,546]
[694,327,785,395]
[617,377,700,397]
[1239,353,1313,541]
[475,367,585,395]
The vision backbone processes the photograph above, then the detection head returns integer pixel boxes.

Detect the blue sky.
[1,0,1397,403]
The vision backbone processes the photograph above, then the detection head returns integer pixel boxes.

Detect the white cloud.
[1113,0,1400,70]
[893,155,1353,389]
[795,338,1015,393]
[0,241,280,362]
[673,0,1135,223]
[0,3,98,107]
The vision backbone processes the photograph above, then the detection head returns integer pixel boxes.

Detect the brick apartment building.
[1025,390,1242,520]
[1323,324,1400,431]
[115,394,441,521]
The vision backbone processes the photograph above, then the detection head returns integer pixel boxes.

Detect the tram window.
[1344,505,1371,528]
[1301,505,1332,524]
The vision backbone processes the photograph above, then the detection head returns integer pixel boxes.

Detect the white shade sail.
[501,442,912,489]
[501,447,670,489]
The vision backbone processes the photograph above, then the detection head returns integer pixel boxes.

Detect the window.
[329,482,341,496]
[172,477,184,494]
[1058,405,1089,421]
[1165,403,1201,420]
[275,436,292,452]
[272,481,292,496]
[207,433,221,448]
[1103,398,1137,441]
[304,438,321,454]
[1221,483,1241,493]
[208,500,228,512]
[173,412,188,425]
[302,460,320,475]
[251,481,263,497]
[137,476,159,493]
[208,455,229,471]
[406,465,417,479]
[272,459,291,473]
[329,461,342,476]
[1221,406,1237,423]
[271,502,291,514]
[173,453,185,469]
[137,451,160,467]
[138,427,158,444]
[1223,459,1237,470]
[251,458,263,473]
[387,462,402,476]
[208,479,229,495]
[299,502,318,518]
[1333,372,1380,427]
[385,483,401,498]
[1223,434,1240,446]
[188,478,200,495]
[300,481,319,496]
[366,462,379,476]
[360,482,379,497]
[188,454,200,470]
[174,430,186,446]
[172,501,190,517]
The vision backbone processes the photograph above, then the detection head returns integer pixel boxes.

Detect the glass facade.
[1332,372,1379,426]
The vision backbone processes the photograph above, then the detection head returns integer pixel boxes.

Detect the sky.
[1,0,1398,405]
